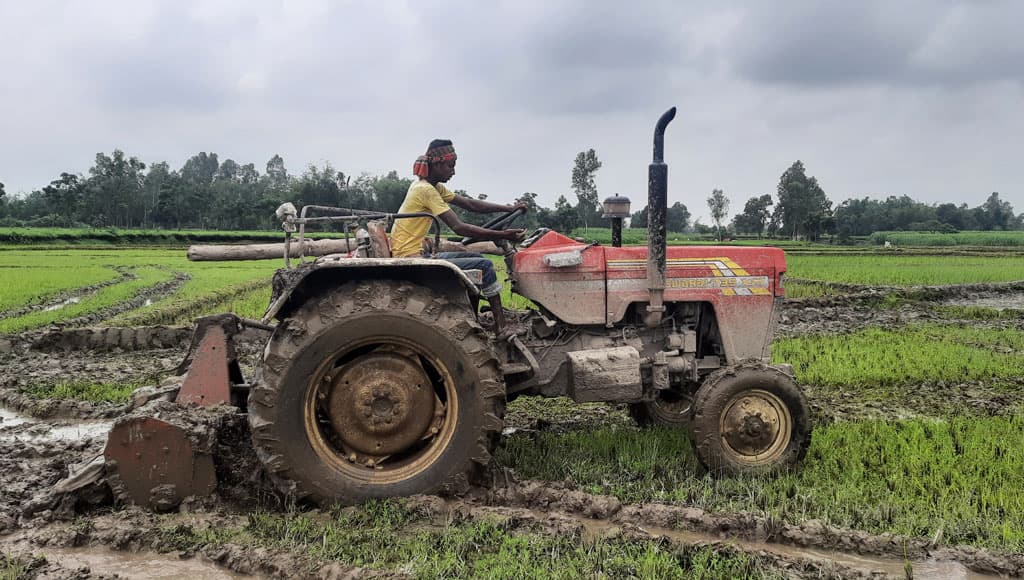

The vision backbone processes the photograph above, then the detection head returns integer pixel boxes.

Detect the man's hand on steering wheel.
[502,228,526,243]
[509,200,529,213]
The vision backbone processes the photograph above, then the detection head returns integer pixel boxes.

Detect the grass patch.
[173,285,273,323]
[0,226,335,245]
[0,264,121,312]
[155,499,783,578]
[786,254,1024,286]
[870,231,1024,247]
[21,379,150,403]
[498,415,1024,551]
[935,305,1024,320]
[0,266,174,333]
[773,324,1024,389]
[782,280,834,299]
[0,249,279,330]
[0,554,30,580]
[246,501,778,579]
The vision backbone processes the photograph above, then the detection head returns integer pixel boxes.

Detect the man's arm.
[450,195,527,214]
[438,209,525,243]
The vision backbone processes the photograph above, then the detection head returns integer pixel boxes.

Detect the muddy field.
[1,282,1022,579]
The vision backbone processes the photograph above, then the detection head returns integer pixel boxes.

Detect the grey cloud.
[727,0,1024,87]
[408,0,691,114]
[78,3,236,111]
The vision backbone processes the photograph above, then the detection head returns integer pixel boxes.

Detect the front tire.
[690,363,811,476]
[249,280,505,505]
[628,389,694,430]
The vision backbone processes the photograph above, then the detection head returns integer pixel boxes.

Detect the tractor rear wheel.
[628,389,694,430]
[690,364,810,476]
[249,280,505,505]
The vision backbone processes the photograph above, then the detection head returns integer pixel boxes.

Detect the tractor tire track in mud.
[779,279,1024,338]
[469,480,1021,578]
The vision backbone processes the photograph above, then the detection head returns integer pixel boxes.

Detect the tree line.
[1,150,1019,239]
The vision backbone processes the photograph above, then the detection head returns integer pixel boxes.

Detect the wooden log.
[188,238,504,262]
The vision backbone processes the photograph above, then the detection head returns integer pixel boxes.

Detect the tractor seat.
[366,220,391,258]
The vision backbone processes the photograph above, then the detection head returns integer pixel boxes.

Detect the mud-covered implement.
[103,314,265,510]
[105,108,812,509]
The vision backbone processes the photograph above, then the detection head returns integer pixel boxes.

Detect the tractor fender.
[265,257,481,321]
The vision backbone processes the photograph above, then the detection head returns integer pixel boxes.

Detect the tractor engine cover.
[566,346,642,403]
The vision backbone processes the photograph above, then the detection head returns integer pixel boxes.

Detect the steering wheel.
[460,207,526,246]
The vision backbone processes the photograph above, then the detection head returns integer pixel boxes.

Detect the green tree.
[84,150,146,227]
[772,161,832,240]
[979,192,1015,230]
[541,194,579,233]
[41,173,84,226]
[631,205,648,228]
[571,149,602,229]
[732,194,773,237]
[517,191,541,229]
[706,189,729,240]
[667,202,690,232]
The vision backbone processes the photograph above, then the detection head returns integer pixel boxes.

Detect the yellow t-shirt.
[389,179,457,257]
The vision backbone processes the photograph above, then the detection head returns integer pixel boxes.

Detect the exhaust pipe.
[645,107,676,328]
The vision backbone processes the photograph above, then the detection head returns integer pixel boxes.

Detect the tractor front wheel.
[690,364,810,476]
[628,388,694,430]
[249,280,505,505]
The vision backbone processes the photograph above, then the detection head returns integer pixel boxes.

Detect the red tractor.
[106,108,811,507]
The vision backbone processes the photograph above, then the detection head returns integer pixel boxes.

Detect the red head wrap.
[413,145,457,178]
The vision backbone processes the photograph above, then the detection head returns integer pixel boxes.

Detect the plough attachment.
[103,314,268,511]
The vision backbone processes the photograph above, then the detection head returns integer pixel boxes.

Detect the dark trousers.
[434,252,501,297]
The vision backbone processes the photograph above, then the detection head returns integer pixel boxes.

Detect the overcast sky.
[2,0,1022,222]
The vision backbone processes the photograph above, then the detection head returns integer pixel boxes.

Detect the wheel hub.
[720,390,789,459]
[325,351,436,457]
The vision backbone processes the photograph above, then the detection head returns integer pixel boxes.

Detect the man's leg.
[433,252,506,333]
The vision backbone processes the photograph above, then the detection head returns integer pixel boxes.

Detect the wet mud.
[469,481,1023,578]
[3,511,379,579]
[0,280,1022,578]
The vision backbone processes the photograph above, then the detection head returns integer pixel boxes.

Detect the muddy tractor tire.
[628,390,694,430]
[249,280,505,505]
[690,364,811,476]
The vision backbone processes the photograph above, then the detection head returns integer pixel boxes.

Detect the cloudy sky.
[1,0,1022,222]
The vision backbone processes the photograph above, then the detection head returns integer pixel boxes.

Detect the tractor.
[103,108,811,508]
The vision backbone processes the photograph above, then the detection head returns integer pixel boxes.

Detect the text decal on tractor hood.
[667,276,769,289]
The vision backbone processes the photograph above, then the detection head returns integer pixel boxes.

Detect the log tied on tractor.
[103,108,812,510]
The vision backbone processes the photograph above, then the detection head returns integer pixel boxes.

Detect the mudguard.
[264,256,483,322]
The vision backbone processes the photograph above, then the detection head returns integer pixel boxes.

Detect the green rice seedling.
[773,324,1024,388]
[870,231,1024,247]
[242,500,783,578]
[0,249,279,329]
[0,266,174,333]
[787,254,1024,286]
[21,379,153,404]
[498,414,1024,551]
[174,285,274,322]
[935,305,1024,320]
[0,264,121,312]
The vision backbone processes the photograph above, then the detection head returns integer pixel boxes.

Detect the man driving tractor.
[390,139,527,333]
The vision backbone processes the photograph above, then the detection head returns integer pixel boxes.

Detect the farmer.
[390,139,526,334]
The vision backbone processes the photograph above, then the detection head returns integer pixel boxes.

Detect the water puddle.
[575,516,997,580]
[43,296,81,311]
[0,407,30,427]
[942,292,1024,311]
[17,545,252,579]
[0,405,111,443]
